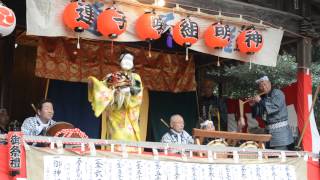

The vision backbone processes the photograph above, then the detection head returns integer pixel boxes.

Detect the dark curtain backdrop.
[48,80,198,141]
[146,91,198,142]
[47,80,101,138]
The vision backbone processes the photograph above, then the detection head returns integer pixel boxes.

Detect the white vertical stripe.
[308,95,320,153]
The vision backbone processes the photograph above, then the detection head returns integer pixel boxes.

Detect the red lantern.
[172,18,199,47]
[135,11,164,41]
[97,7,126,39]
[0,2,16,37]
[236,26,263,54]
[204,22,231,49]
[62,1,94,33]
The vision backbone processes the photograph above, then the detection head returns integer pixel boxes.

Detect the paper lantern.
[173,17,199,60]
[172,18,199,47]
[0,3,16,37]
[236,26,263,54]
[97,7,126,39]
[204,22,231,49]
[62,1,94,33]
[135,11,164,41]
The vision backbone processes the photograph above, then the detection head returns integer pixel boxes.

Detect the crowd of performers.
[0,52,293,151]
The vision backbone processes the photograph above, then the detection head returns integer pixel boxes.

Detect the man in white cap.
[239,76,293,150]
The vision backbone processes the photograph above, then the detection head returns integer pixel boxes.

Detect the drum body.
[207,139,229,158]
[207,139,228,148]
[45,122,74,137]
[239,141,259,149]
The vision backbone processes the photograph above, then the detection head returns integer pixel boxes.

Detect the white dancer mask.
[120,53,134,71]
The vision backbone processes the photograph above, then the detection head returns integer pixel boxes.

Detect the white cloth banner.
[43,155,296,180]
[27,0,283,67]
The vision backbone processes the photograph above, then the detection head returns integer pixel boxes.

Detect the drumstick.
[31,103,37,113]
[160,118,170,129]
[242,92,267,104]
[239,91,267,116]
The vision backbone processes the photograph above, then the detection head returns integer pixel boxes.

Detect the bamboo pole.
[44,78,50,99]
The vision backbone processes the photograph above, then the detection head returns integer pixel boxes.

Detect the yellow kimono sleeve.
[88,76,115,117]
[124,73,143,108]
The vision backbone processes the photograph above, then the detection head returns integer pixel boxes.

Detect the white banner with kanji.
[43,155,296,180]
[26,0,283,67]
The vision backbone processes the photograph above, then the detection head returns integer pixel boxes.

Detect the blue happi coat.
[252,89,293,147]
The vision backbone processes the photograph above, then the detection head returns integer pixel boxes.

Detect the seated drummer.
[21,99,56,136]
[161,114,194,145]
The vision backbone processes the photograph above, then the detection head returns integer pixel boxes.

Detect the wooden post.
[297,38,312,69]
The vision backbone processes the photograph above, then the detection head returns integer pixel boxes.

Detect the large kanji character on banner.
[0,2,16,37]
[88,52,143,142]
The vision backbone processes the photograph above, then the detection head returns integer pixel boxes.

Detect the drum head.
[207,139,228,148]
[239,141,259,149]
[45,122,74,136]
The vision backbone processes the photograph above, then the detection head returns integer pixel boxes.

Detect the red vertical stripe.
[296,70,313,151]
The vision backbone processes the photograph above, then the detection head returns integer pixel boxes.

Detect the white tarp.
[26,0,283,67]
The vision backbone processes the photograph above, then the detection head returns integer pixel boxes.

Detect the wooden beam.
[138,0,303,34]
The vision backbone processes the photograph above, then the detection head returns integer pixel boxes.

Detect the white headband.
[200,120,213,128]
[255,76,269,84]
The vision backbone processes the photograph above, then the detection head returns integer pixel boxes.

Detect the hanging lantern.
[173,17,199,47]
[97,7,126,39]
[0,2,16,37]
[63,0,94,49]
[173,17,199,60]
[135,11,164,41]
[63,1,94,32]
[135,10,164,57]
[204,22,231,49]
[97,6,127,54]
[236,26,263,54]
